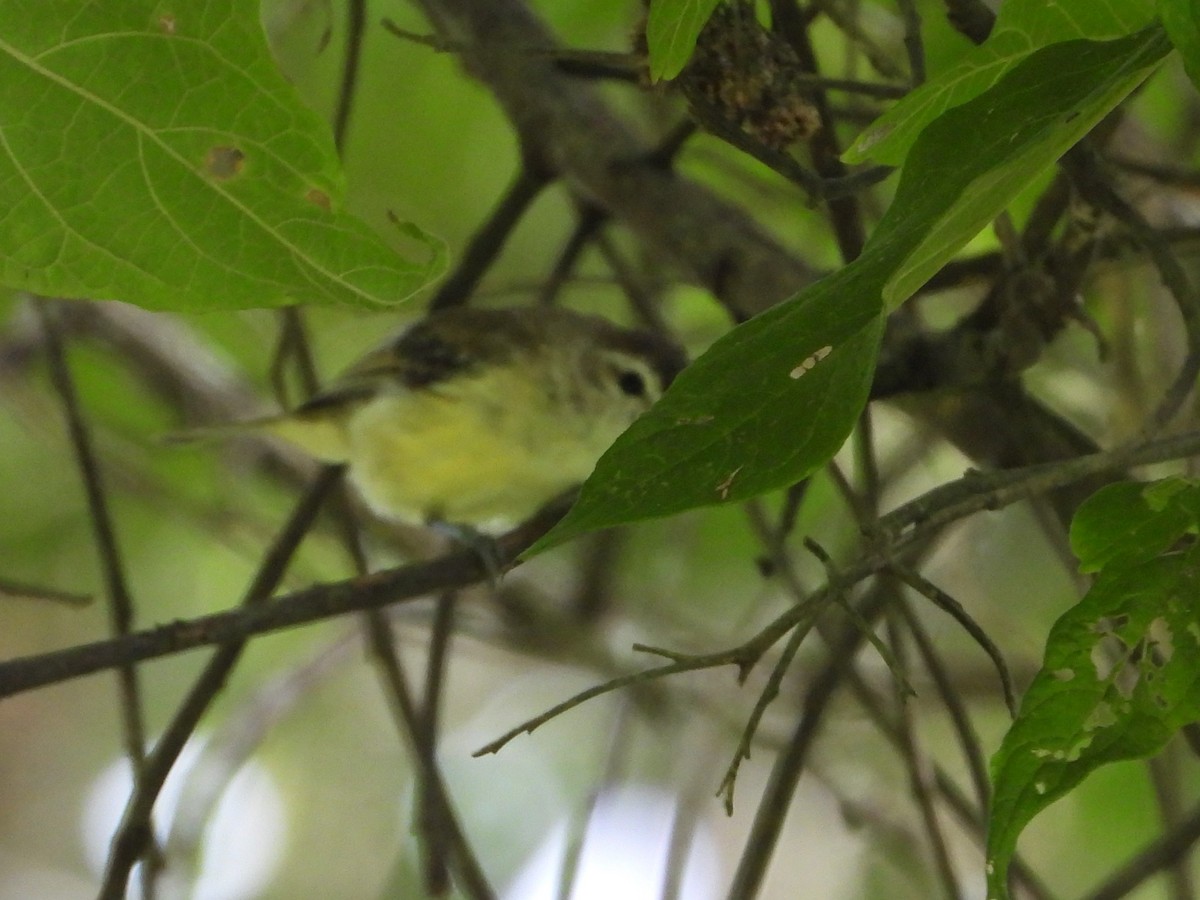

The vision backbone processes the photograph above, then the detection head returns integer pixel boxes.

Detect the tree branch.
[0,503,562,699]
[403,0,817,320]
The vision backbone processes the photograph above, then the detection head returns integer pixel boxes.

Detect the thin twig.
[1081,799,1200,900]
[791,71,909,98]
[1109,154,1200,188]
[876,429,1200,541]
[37,299,157,896]
[855,406,882,516]
[268,305,308,409]
[0,576,91,607]
[163,630,358,871]
[382,20,908,100]
[428,166,550,311]
[684,93,824,200]
[1146,749,1196,900]
[474,647,748,757]
[38,300,147,749]
[97,466,343,899]
[842,658,1057,900]
[887,561,1017,716]
[418,591,458,894]
[725,590,890,899]
[896,599,992,812]
[380,20,460,52]
[769,0,868,259]
[884,611,961,899]
[1064,148,1200,432]
[537,206,606,307]
[332,0,367,153]
[557,46,910,98]
[593,232,670,331]
[895,0,926,86]
[362,600,497,899]
[556,702,636,900]
[717,592,828,812]
[804,538,914,697]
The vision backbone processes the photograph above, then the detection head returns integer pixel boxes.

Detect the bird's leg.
[428,520,505,589]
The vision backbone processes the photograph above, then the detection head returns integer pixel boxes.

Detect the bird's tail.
[162,412,351,462]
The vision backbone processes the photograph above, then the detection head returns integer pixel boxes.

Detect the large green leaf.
[845,0,1156,166]
[536,277,884,552]
[0,0,441,312]
[987,538,1200,899]
[530,29,1169,553]
[645,0,723,82]
[885,27,1170,304]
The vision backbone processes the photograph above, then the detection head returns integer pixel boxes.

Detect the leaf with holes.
[845,0,1156,166]
[644,0,723,82]
[0,0,441,312]
[1069,478,1200,574]
[986,543,1200,899]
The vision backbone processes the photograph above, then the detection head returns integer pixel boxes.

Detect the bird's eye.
[617,369,646,397]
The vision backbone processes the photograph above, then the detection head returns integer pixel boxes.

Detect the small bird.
[208,306,687,534]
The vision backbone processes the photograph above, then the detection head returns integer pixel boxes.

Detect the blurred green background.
[2,0,1198,897]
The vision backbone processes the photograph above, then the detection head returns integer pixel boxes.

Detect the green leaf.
[530,27,1170,554]
[645,0,722,82]
[1069,479,1200,573]
[845,0,1156,166]
[884,26,1171,305]
[1159,0,1200,90]
[986,543,1200,899]
[534,283,884,552]
[0,0,442,312]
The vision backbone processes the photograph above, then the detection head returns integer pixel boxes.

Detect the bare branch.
[405,0,817,320]
[0,502,565,698]
[98,465,342,899]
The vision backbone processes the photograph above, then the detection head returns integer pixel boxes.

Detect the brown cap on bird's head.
[583,314,690,391]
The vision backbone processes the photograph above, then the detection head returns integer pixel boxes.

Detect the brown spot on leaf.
[204,146,245,180]
[158,14,177,34]
[306,188,332,210]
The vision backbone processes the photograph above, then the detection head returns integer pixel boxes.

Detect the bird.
[199,305,688,534]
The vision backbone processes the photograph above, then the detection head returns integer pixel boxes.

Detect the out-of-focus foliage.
[2,0,1200,898]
